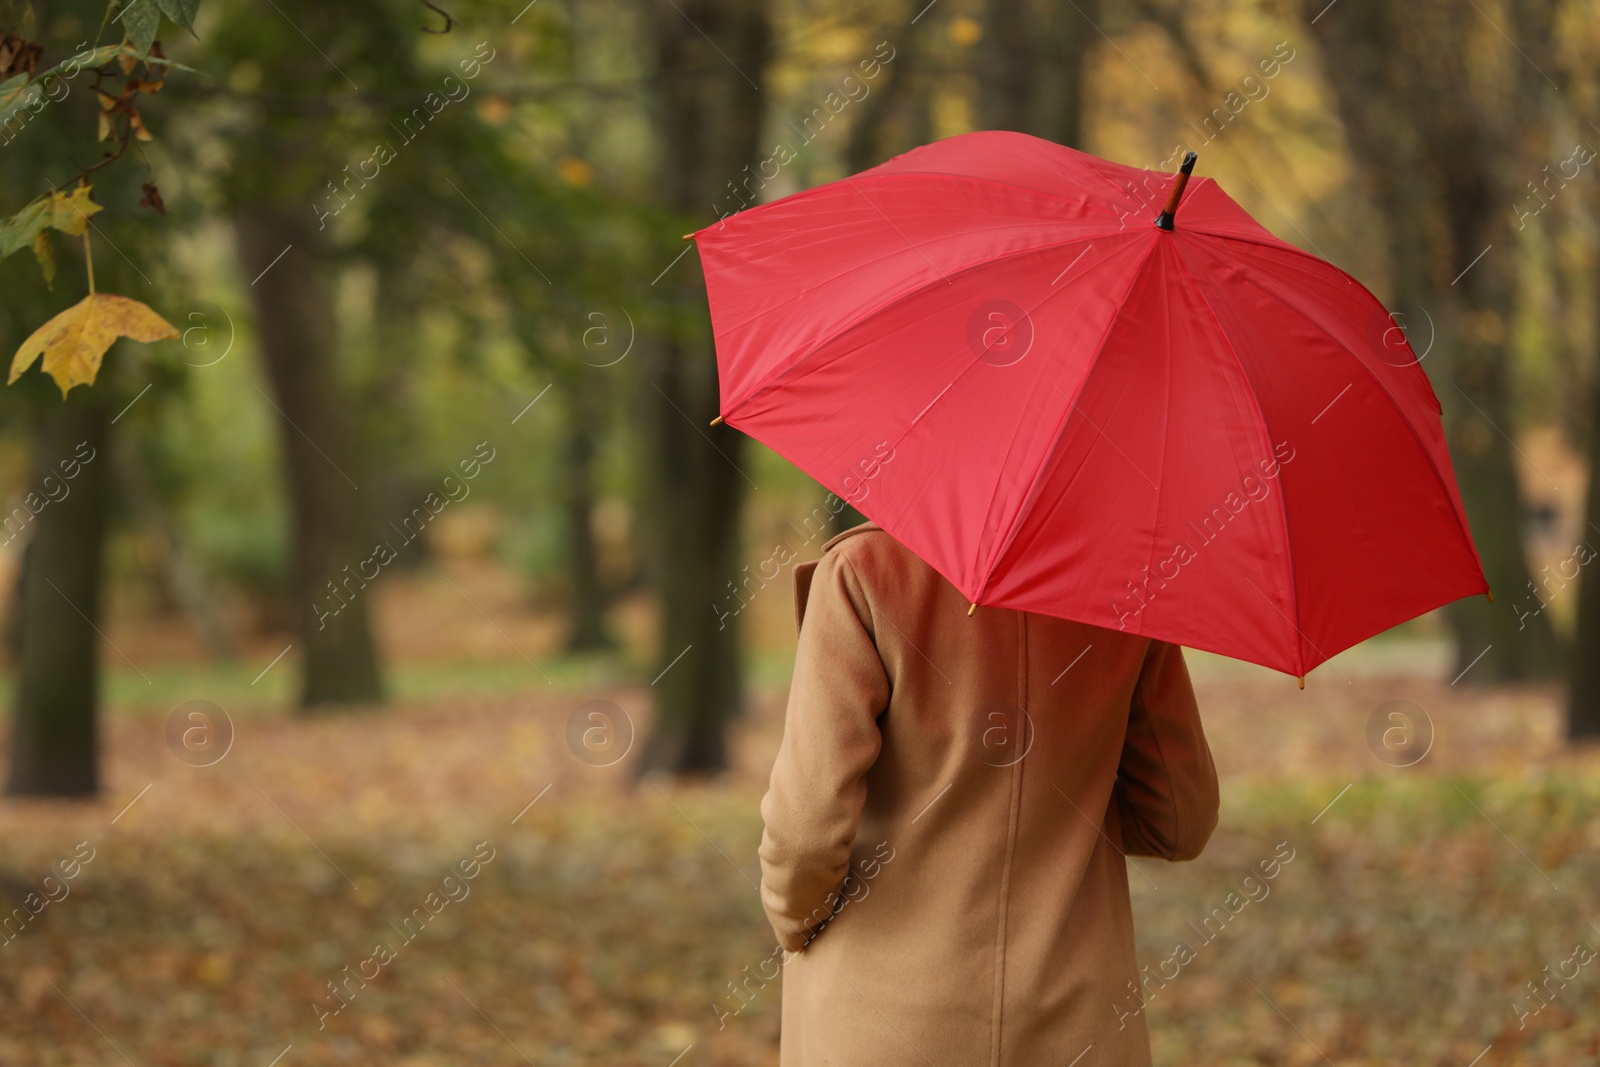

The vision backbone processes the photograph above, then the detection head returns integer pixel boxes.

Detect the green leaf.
[0,72,37,132]
[121,0,162,55]
[0,71,26,104]
[0,187,103,261]
[154,0,200,33]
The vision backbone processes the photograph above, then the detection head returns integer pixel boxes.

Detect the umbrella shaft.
[1155,151,1199,231]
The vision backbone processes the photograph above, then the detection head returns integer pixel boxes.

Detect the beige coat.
[758,523,1219,1067]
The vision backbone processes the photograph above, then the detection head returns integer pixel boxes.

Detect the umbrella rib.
[1046,384,1157,489]
[843,135,1180,221]
[940,243,1164,581]
[766,167,1131,223]
[1184,226,1359,287]
[972,240,1164,604]
[890,237,1158,595]
[1167,240,1307,675]
[1241,576,1349,683]
[843,175,953,283]
[703,171,1131,335]
[701,164,1149,347]
[878,169,1131,222]
[710,237,958,351]
[957,248,1154,594]
[1140,279,1179,628]
[1195,236,1485,591]
[722,230,1146,419]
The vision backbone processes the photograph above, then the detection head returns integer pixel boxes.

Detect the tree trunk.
[635,0,772,775]
[1566,227,1600,740]
[1301,0,1561,681]
[979,0,1035,134]
[6,391,110,797]
[638,342,750,773]
[843,2,926,173]
[235,207,384,710]
[979,0,1098,148]
[1440,279,1564,681]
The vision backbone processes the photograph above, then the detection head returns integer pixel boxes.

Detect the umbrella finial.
[1297,675,1305,689]
[1155,152,1198,231]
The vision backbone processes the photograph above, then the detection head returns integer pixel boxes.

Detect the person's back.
[759,522,1219,1066]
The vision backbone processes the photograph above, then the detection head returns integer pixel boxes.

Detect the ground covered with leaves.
[1,647,1597,1066]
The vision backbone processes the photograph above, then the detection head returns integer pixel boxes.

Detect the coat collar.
[818,519,880,553]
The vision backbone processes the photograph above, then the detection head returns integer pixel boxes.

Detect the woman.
[759,521,1219,1066]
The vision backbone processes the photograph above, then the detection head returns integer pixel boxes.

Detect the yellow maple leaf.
[41,185,101,237]
[8,293,177,396]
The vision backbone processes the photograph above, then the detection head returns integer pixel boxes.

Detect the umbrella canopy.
[691,131,1487,679]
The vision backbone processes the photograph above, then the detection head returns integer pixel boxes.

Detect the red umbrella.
[690,131,1487,681]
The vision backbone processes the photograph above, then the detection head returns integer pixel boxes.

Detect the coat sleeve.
[758,550,890,952]
[1110,641,1219,861]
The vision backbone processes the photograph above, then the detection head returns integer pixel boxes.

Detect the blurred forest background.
[1,0,1599,1064]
